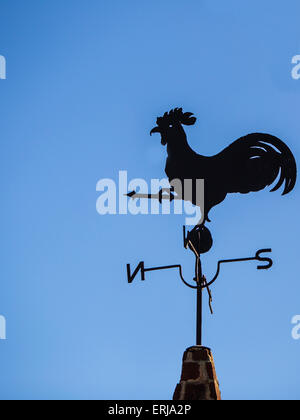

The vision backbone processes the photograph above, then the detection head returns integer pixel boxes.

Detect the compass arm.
[204,249,273,288]
[127,262,197,289]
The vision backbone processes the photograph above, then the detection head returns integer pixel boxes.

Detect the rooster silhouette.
[150,108,297,225]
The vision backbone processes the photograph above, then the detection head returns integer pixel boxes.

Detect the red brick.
[191,348,210,362]
[185,383,208,400]
[173,384,182,400]
[206,362,215,380]
[181,362,200,381]
[209,382,221,400]
[174,347,221,401]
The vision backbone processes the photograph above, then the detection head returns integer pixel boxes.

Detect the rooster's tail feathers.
[250,133,297,195]
[222,133,297,196]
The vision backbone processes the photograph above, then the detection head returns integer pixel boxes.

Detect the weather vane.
[126,108,297,347]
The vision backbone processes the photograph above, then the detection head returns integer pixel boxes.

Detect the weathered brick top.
[173,346,221,401]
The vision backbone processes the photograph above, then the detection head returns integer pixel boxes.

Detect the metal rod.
[144,265,182,273]
[196,255,203,346]
[145,264,197,289]
[196,284,202,345]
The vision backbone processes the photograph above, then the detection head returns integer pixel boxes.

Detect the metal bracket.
[127,249,272,287]
[127,241,273,346]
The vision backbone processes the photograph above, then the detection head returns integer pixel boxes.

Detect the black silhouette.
[127,108,295,348]
[127,109,292,347]
[150,108,297,224]
[183,225,213,255]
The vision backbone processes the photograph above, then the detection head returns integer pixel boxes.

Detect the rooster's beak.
[150,126,161,136]
[150,126,166,145]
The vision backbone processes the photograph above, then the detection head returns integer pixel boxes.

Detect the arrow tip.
[125,190,136,198]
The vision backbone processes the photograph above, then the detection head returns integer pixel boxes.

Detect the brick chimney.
[173,346,221,400]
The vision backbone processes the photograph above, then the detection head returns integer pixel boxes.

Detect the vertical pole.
[196,256,203,346]
[196,284,202,345]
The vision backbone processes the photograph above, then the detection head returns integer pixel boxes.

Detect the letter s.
[291,55,300,80]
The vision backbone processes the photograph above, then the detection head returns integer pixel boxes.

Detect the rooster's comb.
[158,108,197,126]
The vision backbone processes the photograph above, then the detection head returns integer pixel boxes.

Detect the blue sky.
[0,0,299,400]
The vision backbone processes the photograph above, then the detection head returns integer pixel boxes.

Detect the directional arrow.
[125,188,179,203]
